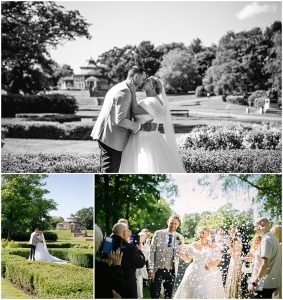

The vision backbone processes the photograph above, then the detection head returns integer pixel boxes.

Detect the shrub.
[1,231,57,242]
[254,97,265,108]
[14,242,72,248]
[226,95,248,105]
[248,90,268,107]
[2,253,93,298]
[15,113,82,123]
[195,86,207,97]
[1,127,8,147]
[2,94,79,117]
[180,149,281,173]
[2,120,93,140]
[1,153,100,173]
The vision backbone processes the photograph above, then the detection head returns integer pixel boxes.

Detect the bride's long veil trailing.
[42,233,48,250]
[159,82,185,171]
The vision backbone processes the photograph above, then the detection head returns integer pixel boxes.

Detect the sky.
[43,174,94,219]
[164,174,259,219]
[49,1,282,73]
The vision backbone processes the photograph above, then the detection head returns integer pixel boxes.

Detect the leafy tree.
[181,213,202,238]
[95,175,177,235]
[2,1,91,94]
[156,42,187,56]
[75,207,94,229]
[50,63,74,87]
[158,49,200,93]
[1,174,57,241]
[48,216,64,229]
[195,45,216,79]
[189,38,203,54]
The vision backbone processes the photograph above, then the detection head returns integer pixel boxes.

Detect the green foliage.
[1,174,57,241]
[2,94,78,117]
[95,175,177,235]
[226,95,248,105]
[248,90,268,107]
[1,127,8,147]
[2,120,92,140]
[195,86,207,97]
[1,231,58,242]
[181,148,281,173]
[2,253,93,298]
[158,49,200,93]
[15,113,82,123]
[75,207,94,230]
[2,2,91,94]
[1,153,100,173]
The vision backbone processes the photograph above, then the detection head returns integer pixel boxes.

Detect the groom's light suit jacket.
[29,232,38,246]
[149,229,185,276]
[90,81,140,151]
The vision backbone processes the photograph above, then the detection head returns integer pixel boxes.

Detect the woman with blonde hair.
[119,76,185,173]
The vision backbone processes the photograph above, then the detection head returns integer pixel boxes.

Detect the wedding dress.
[119,94,185,173]
[34,235,66,263]
[173,245,225,299]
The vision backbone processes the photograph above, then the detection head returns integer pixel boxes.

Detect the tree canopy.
[75,207,94,230]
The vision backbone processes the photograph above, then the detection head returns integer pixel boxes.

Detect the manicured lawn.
[1,277,31,299]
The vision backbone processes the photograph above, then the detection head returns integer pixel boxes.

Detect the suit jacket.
[90,81,140,151]
[29,232,38,246]
[149,229,184,276]
[111,235,145,298]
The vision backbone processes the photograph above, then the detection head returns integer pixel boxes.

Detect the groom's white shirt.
[149,229,184,276]
[91,80,140,151]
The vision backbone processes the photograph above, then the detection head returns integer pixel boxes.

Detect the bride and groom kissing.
[28,228,65,263]
[91,65,185,173]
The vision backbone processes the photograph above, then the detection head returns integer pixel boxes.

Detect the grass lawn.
[1,277,31,299]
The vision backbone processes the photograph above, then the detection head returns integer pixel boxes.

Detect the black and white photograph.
[1,1,282,173]
[94,173,282,299]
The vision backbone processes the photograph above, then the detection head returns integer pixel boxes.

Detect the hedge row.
[2,253,93,298]
[16,113,82,123]
[2,241,72,249]
[179,124,281,150]
[1,231,58,241]
[2,150,281,173]
[180,149,281,173]
[2,94,79,117]
[4,248,93,268]
[226,95,248,105]
[1,153,100,173]
[2,121,93,140]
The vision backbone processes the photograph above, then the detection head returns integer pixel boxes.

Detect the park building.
[56,215,84,231]
[59,58,110,97]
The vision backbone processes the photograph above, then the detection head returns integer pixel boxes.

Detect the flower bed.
[2,253,93,298]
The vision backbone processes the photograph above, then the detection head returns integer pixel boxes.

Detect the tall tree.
[2,1,91,94]
[75,207,94,229]
[1,174,57,241]
[95,175,177,235]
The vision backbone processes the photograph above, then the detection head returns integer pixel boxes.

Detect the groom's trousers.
[29,245,36,260]
[150,268,175,299]
[98,141,122,173]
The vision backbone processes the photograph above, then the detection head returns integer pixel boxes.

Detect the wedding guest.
[111,222,146,298]
[148,215,184,299]
[94,224,126,299]
[215,226,230,286]
[250,218,280,299]
[118,218,129,226]
[270,225,282,299]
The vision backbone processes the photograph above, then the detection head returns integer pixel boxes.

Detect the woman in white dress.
[34,231,66,263]
[174,227,225,299]
[119,76,185,173]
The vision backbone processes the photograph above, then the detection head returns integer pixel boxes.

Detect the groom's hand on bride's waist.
[140,120,158,131]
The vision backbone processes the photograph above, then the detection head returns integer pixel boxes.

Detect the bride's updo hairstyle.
[197,226,210,234]
[148,76,163,95]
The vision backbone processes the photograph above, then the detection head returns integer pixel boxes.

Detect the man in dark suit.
[111,222,146,298]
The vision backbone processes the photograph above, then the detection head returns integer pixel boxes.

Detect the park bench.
[170,109,189,117]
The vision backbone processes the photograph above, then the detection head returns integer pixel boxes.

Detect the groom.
[149,215,185,299]
[90,65,157,173]
[28,228,40,260]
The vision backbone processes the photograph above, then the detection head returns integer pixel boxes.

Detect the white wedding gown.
[174,245,225,299]
[119,97,185,173]
[35,240,66,263]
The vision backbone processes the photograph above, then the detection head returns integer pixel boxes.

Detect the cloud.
[236,2,277,20]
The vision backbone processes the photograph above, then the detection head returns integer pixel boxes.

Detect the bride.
[119,76,185,173]
[174,227,225,299]
[34,231,66,263]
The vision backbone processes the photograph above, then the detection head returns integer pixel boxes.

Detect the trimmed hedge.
[15,113,82,123]
[2,253,93,298]
[4,248,93,268]
[226,95,248,105]
[1,153,100,173]
[1,149,281,173]
[11,242,72,249]
[181,149,281,173]
[248,90,268,107]
[1,231,58,242]
[2,94,79,117]
[2,120,93,140]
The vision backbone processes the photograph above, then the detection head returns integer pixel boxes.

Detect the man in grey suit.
[28,228,40,260]
[149,215,185,299]
[91,66,156,173]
